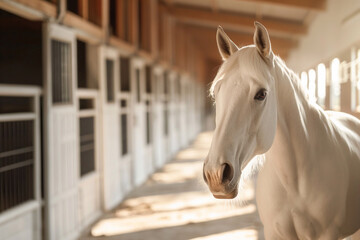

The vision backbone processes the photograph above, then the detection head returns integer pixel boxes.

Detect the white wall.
[287,0,360,72]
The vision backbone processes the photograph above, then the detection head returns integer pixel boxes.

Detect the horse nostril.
[203,169,208,183]
[222,163,234,184]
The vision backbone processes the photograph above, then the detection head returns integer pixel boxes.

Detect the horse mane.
[273,56,310,102]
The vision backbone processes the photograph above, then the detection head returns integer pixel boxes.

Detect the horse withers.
[203,22,360,240]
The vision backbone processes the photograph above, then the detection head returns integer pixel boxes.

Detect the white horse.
[203,22,360,240]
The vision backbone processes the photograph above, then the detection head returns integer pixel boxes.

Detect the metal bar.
[80,134,94,142]
[78,110,96,117]
[0,147,33,159]
[80,144,94,152]
[0,84,42,96]
[0,160,33,174]
[0,113,36,122]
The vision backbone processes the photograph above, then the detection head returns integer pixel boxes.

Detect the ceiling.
[161,0,326,66]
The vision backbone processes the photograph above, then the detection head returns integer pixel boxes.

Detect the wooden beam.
[237,0,326,11]
[185,27,297,61]
[0,0,56,20]
[182,25,297,57]
[164,4,307,36]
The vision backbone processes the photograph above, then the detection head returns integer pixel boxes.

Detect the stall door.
[119,56,134,195]
[131,59,147,186]
[144,65,154,175]
[152,67,165,168]
[100,47,122,210]
[43,23,79,240]
[77,89,101,228]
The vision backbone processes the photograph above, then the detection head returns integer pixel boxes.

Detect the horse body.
[256,58,360,239]
[203,22,360,239]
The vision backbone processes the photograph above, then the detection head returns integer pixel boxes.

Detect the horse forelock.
[209,44,311,106]
[209,45,274,100]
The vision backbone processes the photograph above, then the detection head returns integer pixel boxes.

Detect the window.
[145,65,152,94]
[79,99,94,110]
[77,40,98,89]
[164,101,169,136]
[330,58,341,110]
[0,96,33,113]
[120,114,128,155]
[308,69,316,103]
[164,71,169,95]
[176,75,181,99]
[51,40,72,104]
[136,69,141,103]
[0,10,42,86]
[77,40,87,88]
[146,101,151,144]
[317,63,326,107]
[0,120,34,213]
[67,0,79,15]
[300,72,308,91]
[106,59,115,102]
[79,117,95,176]
[120,57,131,92]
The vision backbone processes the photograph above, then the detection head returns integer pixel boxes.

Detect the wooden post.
[102,0,109,40]
[150,0,159,58]
[79,0,88,20]
[129,0,139,47]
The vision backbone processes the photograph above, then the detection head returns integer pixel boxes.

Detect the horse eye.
[254,89,267,101]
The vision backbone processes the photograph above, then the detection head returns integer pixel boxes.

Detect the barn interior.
[0,0,360,239]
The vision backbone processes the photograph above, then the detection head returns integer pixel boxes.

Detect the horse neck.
[266,59,326,193]
[274,59,313,145]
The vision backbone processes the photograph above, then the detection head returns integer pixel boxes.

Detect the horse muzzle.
[212,188,238,199]
[203,162,238,199]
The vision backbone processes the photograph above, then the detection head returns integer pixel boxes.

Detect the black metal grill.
[120,57,131,92]
[145,66,152,94]
[146,110,151,144]
[79,117,95,176]
[51,39,72,104]
[106,59,115,102]
[136,69,141,103]
[120,114,128,155]
[0,120,34,213]
[164,102,169,136]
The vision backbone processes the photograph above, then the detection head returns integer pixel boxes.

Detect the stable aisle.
[80,132,264,240]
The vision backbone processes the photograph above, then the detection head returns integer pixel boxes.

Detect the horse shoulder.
[326,111,360,236]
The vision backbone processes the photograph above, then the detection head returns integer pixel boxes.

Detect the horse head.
[203,22,277,199]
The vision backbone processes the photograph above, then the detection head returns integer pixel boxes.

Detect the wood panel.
[164,4,307,36]
[182,24,293,61]
[237,0,326,11]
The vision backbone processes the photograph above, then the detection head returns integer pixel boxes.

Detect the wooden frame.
[237,0,326,11]
[0,85,42,240]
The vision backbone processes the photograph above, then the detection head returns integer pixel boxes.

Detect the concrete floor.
[80,132,264,240]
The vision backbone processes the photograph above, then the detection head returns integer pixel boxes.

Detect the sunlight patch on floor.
[85,131,264,239]
[190,228,258,240]
[150,161,203,184]
[175,148,209,161]
[91,194,256,237]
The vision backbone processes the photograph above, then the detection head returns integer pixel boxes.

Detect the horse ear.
[253,22,272,59]
[216,26,239,60]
